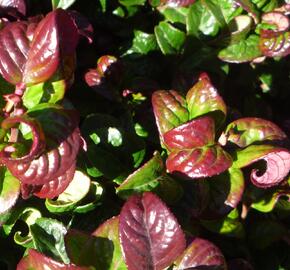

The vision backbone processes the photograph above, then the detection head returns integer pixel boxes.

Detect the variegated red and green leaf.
[186,73,227,127]
[166,145,232,178]
[152,90,189,137]
[224,117,287,147]
[232,145,290,188]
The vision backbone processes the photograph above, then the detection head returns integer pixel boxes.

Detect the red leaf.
[152,90,189,137]
[17,249,89,270]
[0,0,26,15]
[250,149,290,188]
[166,145,232,178]
[163,116,215,150]
[23,9,79,85]
[119,192,186,270]
[0,21,30,84]
[174,238,226,269]
[224,117,287,147]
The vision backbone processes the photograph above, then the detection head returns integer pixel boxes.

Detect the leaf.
[0,168,20,214]
[93,216,127,269]
[152,90,189,137]
[218,35,262,63]
[119,0,146,6]
[154,21,186,54]
[186,73,227,127]
[174,237,226,269]
[51,0,76,9]
[0,21,30,84]
[166,145,232,178]
[23,9,79,85]
[45,170,91,213]
[30,217,69,264]
[228,15,253,44]
[160,7,188,24]
[232,145,290,188]
[163,116,215,150]
[154,0,196,7]
[119,192,186,270]
[224,117,287,147]
[17,249,88,270]
[234,0,259,23]
[128,30,158,54]
[116,152,165,199]
[227,258,254,270]
[0,0,26,15]
[201,0,226,28]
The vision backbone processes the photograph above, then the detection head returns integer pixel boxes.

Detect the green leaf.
[128,31,158,55]
[30,218,70,264]
[201,0,227,28]
[51,0,76,9]
[119,0,146,6]
[160,7,189,24]
[0,168,20,214]
[22,80,66,109]
[218,34,262,63]
[45,171,91,213]
[93,216,127,269]
[154,21,186,54]
[116,152,164,199]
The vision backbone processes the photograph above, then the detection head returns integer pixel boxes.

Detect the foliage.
[0,0,289,269]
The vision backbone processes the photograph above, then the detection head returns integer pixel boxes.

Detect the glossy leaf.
[119,192,186,270]
[163,116,215,150]
[232,145,290,188]
[52,0,76,9]
[228,15,253,44]
[174,237,226,269]
[119,0,146,6]
[186,73,227,126]
[160,7,188,24]
[219,35,262,63]
[17,249,88,270]
[93,216,127,269]
[166,145,232,178]
[23,9,79,85]
[45,170,91,213]
[152,90,189,137]
[153,0,196,7]
[0,0,26,15]
[0,168,20,214]
[0,21,30,84]
[30,217,69,263]
[128,30,158,54]
[224,117,287,147]
[234,0,259,23]
[116,152,164,199]
[154,21,186,54]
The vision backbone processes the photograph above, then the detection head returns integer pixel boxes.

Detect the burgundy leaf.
[259,12,290,58]
[0,0,26,15]
[0,21,29,84]
[174,238,226,269]
[224,117,287,147]
[0,115,45,163]
[163,116,215,150]
[166,145,232,178]
[152,90,189,137]
[186,73,227,127]
[119,192,186,270]
[17,249,89,270]
[84,68,101,88]
[23,9,79,85]
[233,145,290,188]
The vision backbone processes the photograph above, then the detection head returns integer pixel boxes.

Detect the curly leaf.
[174,237,226,269]
[92,216,127,269]
[152,90,189,136]
[219,35,262,63]
[23,9,79,85]
[45,170,91,213]
[0,168,20,214]
[119,192,186,270]
[232,145,290,188]
[224,117,287,147]
[186,73,227,126]
[163,116,215,150]
[17,249,88,270]
[0,21,30,84]
[167,145,232,178]
[234,0,259,23]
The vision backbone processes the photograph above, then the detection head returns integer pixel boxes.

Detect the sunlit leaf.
[51,0,76,10]
[119,192,186,270]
